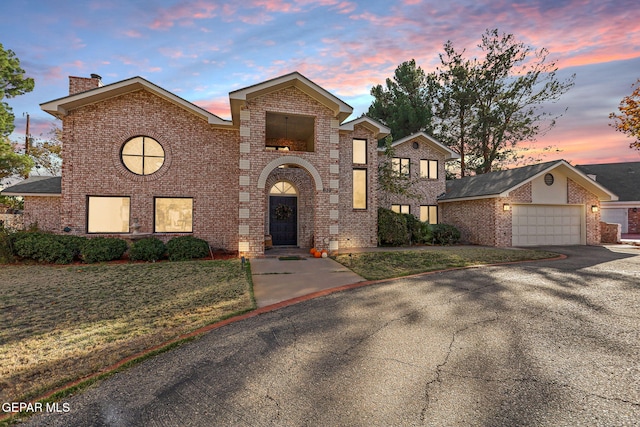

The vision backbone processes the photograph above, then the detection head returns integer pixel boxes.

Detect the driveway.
[24,245,640,426]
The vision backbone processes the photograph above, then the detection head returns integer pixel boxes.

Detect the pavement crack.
[420,314,499,424]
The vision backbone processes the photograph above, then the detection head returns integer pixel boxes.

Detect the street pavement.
[23,245,640,426]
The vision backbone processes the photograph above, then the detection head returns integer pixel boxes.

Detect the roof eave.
[40,76,233,128]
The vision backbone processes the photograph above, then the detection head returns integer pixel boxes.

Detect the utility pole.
[24,113,30,155]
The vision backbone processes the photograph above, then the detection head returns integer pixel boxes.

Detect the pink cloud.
[149,0,219,30]
[194,97,232,119]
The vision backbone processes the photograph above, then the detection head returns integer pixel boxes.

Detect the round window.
[121,136,165,175]
[412,141,419,149]
[544,173,554,186]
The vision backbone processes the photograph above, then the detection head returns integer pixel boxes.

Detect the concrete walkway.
[251,248,365,307]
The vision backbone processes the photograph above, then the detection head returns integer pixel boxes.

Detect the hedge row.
[1,231,211,264]
[378,208,460,246]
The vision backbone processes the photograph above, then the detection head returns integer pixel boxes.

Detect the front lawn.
[333,247,560,280]
[0,259,254,404]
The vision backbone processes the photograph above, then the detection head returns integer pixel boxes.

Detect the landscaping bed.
[0,259,254,404]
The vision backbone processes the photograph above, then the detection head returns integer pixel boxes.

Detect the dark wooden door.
[269,196,297,245]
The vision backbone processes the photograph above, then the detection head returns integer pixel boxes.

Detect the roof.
[379,132,460,161]
[340,116,390,140]
[576,162,640,202]
[440,160,617,202]
[229,72,353,125]
[0,176,62,196]
[41,76,232,127]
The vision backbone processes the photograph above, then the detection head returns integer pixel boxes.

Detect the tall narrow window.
[353,169,367,209]
[420,160,438,179]
[87,196,130,233]
[353,139,367,164]
[392,158,410,176]
[121,136,165,175]
[155,198,193,233]
[420,205,438,224]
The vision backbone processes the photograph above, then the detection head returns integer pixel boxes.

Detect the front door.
[269,196,297,245]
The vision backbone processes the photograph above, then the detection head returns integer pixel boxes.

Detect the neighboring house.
[575,162,640,234]
[1,72,397,256]
[0,176,61,231]
[439,160,618,246]
[377,132,459,224]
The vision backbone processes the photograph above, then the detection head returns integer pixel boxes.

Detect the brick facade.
[29,73,388,257]
[378,137,449,220]
[628,208,640,233]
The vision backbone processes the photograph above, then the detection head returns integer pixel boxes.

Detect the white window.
[391,204,410,214]
[420,160,438,179]
[121,136,165,175]
[420,205,438,224]
[392,158,410,176]
[87,196,130,233]
[353,139,367,164]
[155,198,193,233]
[353,169,367,209]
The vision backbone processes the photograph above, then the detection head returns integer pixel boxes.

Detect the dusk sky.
[2,0,640,166]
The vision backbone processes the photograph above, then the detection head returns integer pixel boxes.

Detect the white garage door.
[512,205,583,246]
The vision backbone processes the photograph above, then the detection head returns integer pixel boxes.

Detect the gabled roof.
[340,116,390,139]
[576,162,640,202]
[379,132,460,161]
[0,176,61,196]
[229,72,353,124]
[439,160,618,202]
[41,76,232,127]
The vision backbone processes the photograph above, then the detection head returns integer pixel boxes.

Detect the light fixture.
[503,203,511,211]
[591,205,599,213]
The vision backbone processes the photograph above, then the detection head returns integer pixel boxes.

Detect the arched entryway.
[269,181,298,245]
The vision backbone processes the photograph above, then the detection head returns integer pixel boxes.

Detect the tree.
[29,122,63,176]
[431,29,575,175]
[610,79,640,151]
[367,60,434,140]
[0,137,33,180]
[0,43,35,137]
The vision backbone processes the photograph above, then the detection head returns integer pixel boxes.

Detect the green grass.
[0,259,254,404]
[333,247,560,281]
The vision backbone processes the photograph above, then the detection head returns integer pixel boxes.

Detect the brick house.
[1,73,619,252]
[576,162,640,235]
[3,72,405,256]
[438,160,618,246]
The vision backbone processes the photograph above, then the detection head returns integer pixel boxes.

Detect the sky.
[1,0,640,167]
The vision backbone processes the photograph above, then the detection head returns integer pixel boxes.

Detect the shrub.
[166,236,210,261]
[403,213,424,245]
[0,227,15,263]
[12,232,77,264]
[81,237,128,263]
[430,224,461,245]
[129,237,166,262]
[377,208,409,246]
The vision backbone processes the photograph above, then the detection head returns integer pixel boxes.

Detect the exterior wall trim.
[257,156,324,191]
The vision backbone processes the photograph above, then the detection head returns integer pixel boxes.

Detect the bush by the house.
[0,226,14,263]
[12,232,85,264]
[430,224,461,245]
[166,236,210,261]
[81,237,128,263]
[378,208,409,246]
[128,237,166,262]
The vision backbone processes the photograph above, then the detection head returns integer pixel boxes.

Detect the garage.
[512,204,583,246]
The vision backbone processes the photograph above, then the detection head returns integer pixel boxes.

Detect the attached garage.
[439,160,618,247]
[512,205,583,246]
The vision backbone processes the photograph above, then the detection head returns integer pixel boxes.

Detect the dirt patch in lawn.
[0,259,254,403]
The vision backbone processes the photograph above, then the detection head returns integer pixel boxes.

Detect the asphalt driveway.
[24,245,640,426]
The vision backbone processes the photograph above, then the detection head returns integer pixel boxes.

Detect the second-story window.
[353,138,367,164]
[420,159,438,179]
[392,158,410,176]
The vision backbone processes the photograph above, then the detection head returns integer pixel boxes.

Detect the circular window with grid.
[121,136,165,175]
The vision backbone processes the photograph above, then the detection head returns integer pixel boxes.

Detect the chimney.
[69,74,104,95]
